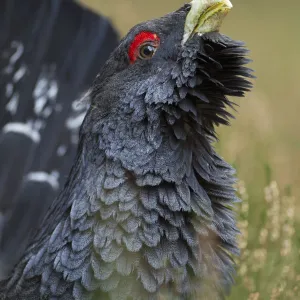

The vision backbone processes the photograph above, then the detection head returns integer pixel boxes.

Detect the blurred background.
[79,0,300,299]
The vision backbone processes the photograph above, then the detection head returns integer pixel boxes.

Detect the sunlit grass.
[229,180,300,300]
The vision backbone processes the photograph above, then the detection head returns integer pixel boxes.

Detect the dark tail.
[0,0,118,278]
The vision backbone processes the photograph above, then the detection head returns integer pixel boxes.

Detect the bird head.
[83,0,252,183]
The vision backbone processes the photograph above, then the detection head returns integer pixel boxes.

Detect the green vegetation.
[229,180,299,299]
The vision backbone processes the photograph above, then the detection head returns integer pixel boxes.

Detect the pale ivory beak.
[182,0,233,44]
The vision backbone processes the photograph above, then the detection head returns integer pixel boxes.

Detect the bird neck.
[18,126,238,298]
[65,127,237,292]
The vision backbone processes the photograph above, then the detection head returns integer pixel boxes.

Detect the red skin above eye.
[129,31,160,63]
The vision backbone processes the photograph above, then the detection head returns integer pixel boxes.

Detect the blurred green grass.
[79,1,300,298]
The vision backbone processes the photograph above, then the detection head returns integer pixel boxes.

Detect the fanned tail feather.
[0,0,118,278]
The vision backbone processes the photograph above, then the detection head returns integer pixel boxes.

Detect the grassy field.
[80,1,300,298]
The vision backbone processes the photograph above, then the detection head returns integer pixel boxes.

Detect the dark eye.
[138,43,158,60]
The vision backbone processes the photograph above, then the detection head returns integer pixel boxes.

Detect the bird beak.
[182,0,233,45]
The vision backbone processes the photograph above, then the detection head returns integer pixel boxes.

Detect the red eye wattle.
[129,31,160,63]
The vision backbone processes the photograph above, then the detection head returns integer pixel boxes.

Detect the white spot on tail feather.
[42,107,53,118]
[26,172,59,190]
[13,65,27,83]
[34,96,47,115]
[5,84,13,98]
[33,78,48,99]
[57,145,67,157]
[9,41,24,64]
[32,70,58,117]
[5,92,19,115]
[66,112,86,130]
[3,122,40,143]
[3,41,24,74]
[47,81,58,99]
[66,90,90,137]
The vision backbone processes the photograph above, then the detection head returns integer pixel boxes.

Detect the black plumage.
[0,0,118,278]
[0,2,253,300]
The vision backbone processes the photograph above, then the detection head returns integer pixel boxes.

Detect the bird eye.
[138,43,158,60]
[129,31,160,63]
